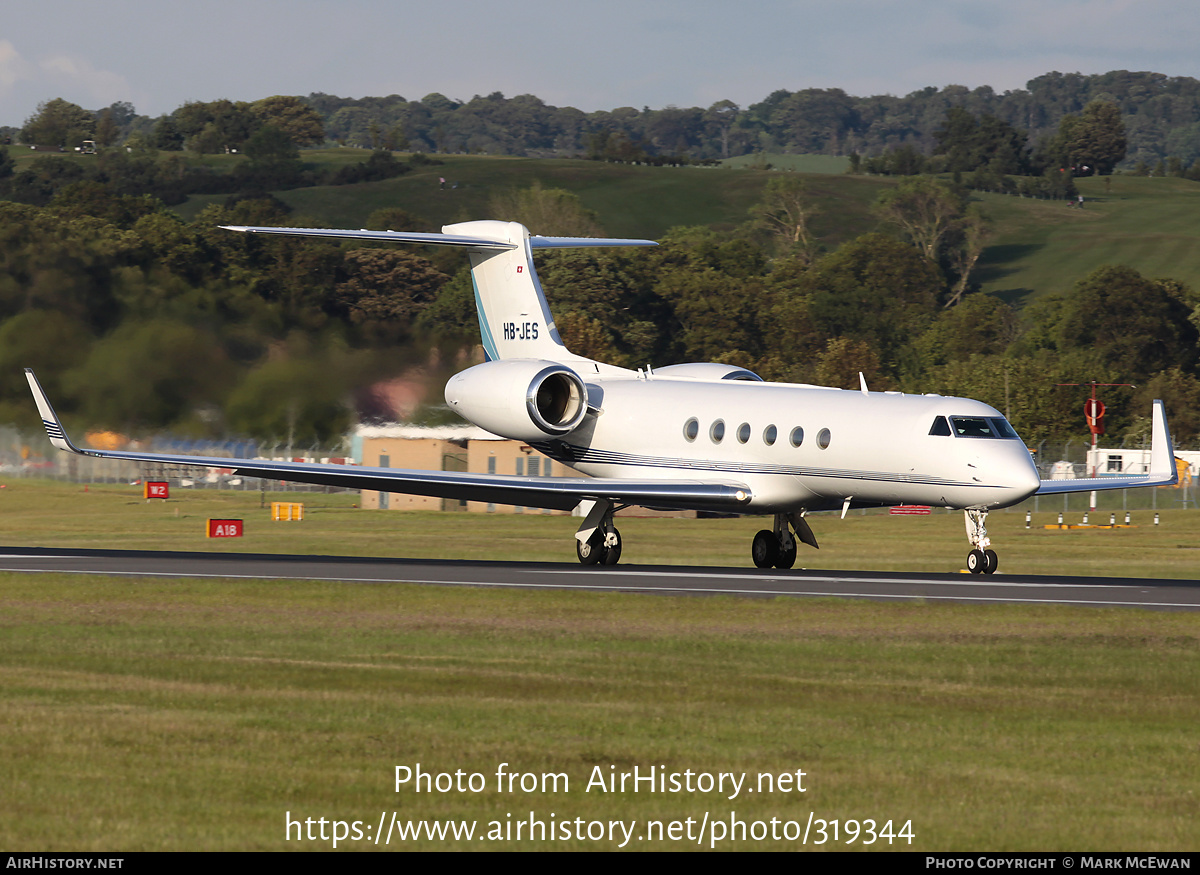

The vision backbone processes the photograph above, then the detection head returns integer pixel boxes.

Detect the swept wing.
[25,369,752,514]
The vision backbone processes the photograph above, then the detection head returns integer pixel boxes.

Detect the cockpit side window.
[929,416,952,436]
[990,417,1019,439]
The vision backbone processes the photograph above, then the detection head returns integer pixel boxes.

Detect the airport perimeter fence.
[1015,437,1199,516]
[0,428,359,495]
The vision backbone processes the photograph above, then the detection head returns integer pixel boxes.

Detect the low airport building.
[353,424,574,514]
[352,424,695,517]
[1082,448,1198,484]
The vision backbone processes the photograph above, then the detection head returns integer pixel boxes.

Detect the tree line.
[855,99,1135,203]
[0,98,432,208]
[7,69,1200,167]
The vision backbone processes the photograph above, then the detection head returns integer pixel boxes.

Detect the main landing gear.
[575,499,622,566]
[752,513,817,569]
[965,509,998,575]
[573,504,819,570]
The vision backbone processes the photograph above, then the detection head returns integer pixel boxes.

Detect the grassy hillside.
[13,144,1200,300]
[166,148,1200,303]
[720,153,851,173]
[171,150,885,243]
[975,175,1200,305]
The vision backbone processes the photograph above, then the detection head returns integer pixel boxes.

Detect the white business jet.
[25,220,1178,573]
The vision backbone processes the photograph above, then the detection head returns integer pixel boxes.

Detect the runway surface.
[1,545,1198,610]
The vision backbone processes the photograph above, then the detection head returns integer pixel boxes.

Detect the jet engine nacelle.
[445,359,589,441]
[651,363,763,382]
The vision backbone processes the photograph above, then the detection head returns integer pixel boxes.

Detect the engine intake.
[445,359,589,441]
[527,367,587,434]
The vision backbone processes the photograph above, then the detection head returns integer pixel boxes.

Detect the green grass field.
[975,175,1200,305]
[0,480,1197,576]
[1,481,1198,851]
[720,153,852,174]
[191,151,889,244]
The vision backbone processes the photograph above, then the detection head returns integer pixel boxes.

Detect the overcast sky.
[4,0,1200,126]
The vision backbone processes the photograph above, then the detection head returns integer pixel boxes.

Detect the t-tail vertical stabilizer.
[444,220,570,363]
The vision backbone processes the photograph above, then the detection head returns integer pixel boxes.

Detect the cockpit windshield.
[948,416,1020,439]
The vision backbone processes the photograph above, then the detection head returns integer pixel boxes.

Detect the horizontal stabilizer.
[529,235,658,249]
[220,225,658,250]
[1036,399,1178,494]
[220,226,517,249]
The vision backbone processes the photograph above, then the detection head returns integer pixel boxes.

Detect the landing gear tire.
[983,549,998,575]
[752,530,779,569]
[577,531,603,565]
[967,549,987,574]
[601,528,622,566]
[777,539,797,569]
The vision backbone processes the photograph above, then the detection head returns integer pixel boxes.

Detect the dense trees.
[249,96,325,147]
[0,195,448,437]
[21,99,94,148]
[5,66,1200,453]
[488,182,604,237]
[873,177,969,261]
[1039,100,1127,175]
[1022,266,1198,380]
[333,249,448,343]
[291,72,1200,167]
[0,141,421,207]
[933,108,1031,175]
[14,67,1199,171]
[2,132,1198,445]
[750,176,820,263]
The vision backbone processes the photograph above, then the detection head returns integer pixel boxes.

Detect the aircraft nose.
[1005,453,1042,503]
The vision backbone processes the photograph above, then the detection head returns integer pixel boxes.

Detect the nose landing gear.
[965,509,998,574]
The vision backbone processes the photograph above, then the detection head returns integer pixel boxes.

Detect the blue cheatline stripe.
[471,273,499,362]
[43,419,64,439]
[531,441,989,488]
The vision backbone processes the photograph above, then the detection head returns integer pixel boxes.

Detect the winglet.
[1035,399,1177,495]
[1149,398,1176,483]
[24,369,85,454]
